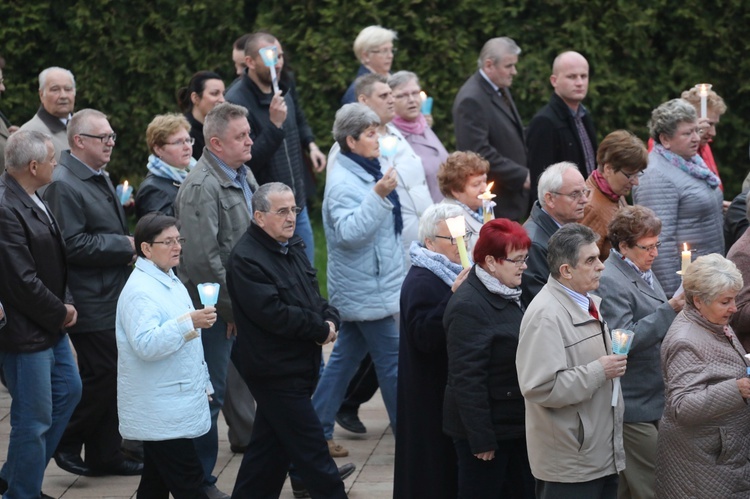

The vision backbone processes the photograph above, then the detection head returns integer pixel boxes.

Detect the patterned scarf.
[409,241,463,287]
[392,113,427,136]
[452,198,484,224]
[146,154,195,184]
[590,169,621,202]
[610,249,654,289]
[475,265,524,310]
[654,143,719,189]
[342,151,403,235]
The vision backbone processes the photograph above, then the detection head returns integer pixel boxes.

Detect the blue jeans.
[0,336,82,498]
[193,316,234,485]
[294,206,315,265]
[312,316,398,440]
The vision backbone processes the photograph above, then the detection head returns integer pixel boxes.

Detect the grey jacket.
[174,149,258,323]
[19,106,69,162]
[595,253,677,422]
[632,150,724,297]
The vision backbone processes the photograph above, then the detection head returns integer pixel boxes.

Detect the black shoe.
[91,458,143,476]
[230,443,248,453]
[335,411,366,434]
[53,451,94,476]
[290,463,356,498]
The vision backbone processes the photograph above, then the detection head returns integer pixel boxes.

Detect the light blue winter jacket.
[323,153,406,321]
[116,257,212,441]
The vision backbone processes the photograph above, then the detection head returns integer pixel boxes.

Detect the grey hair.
[388,71,419,90]
[353,26,398,60]
[4,130,52,172]
[67,109,108,147]
[251,182,293,216]
[203,102,248,147]
[418,203,464,243]
[745,190,750,222]
[332,103,380,152]
[537,161,579,208]
[683,253,743,306]
[547,223,599,278]
[39,67,76,93]
[648,98,697,143]
[477,37,521,70]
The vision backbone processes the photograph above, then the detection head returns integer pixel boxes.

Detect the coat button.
[507,392,512,397]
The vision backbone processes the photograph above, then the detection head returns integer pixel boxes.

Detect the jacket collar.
[606,252,666,302]
[473,71,523,129]
[465,267,511,311]
[241,69,289,105]
[529,201,561,238]
[35,105,68,133]
[248,222,303,255]
[336,153,378,183]
[545,275,602,327]
[134,257,181,288]
[1,173,62,242]
[199,148,255,190]
[59,150,103,181]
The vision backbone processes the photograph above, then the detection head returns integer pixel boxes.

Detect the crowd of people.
[0,24,748,499]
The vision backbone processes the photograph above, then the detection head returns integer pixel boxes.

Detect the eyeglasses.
[503,255,530,267]
[619,170,645,180]
[79,133,117,143]
[634,241,661,252]
[369,48,397,55]
[264,206,303,217]
[166,137,195,147]
[150,237,185,247]
[550,188,591,200]
[393,91,421,101]
[434,232,473,246]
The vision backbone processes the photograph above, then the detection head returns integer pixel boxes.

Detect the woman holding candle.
[596,205,684,499]
[177,71,225,160]
[633,98,724,298]
[580,130,648,261]
[389,71,448,203]
[438,151,490,253]
[135,113,196,219]
[655,254,750,498]
[116,213,216,496]
[443,218,534,499]
[341,26,397,105]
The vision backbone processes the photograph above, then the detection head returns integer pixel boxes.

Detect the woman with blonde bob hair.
[656,254,750,498]
[341,26,398,104]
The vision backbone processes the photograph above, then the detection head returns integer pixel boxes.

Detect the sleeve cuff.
[177,312,199,342]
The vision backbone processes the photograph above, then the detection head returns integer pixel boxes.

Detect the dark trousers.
[536,473,619,499]
[454,437,535,499]
[57,330,124,468]
[338,354,378,414]
[232,380,345,499]
[138,439,208,499]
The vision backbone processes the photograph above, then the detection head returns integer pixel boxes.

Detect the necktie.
[574,115,597,175]
[588,298,599,320]
[498,87,512,109]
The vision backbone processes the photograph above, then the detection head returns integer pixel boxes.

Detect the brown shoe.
[327,439,349,457]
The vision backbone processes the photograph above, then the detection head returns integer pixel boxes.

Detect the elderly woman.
[727,203,750,352]
[633,99,724,298]
[312,103,404,457]
[581,130,648,261]
[389,71,448,203]
[443,219,534,499]
[177,71,225,160]
[116,213,216,496]
[655,254,750,498]
[438,151,490,252]
[680,86,728,192]
[341,26,397,104]
[135,113,196,219]
[596,205,684,499]
[394,203,470,499]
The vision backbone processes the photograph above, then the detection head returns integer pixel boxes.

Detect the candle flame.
[420,91,427,102]
[265,49,274,60]
[123,180,128,190]
[486,181,494,192]
[683,243,688,252]
[203,284,215,296]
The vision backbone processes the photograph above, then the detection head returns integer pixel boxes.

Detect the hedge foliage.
[2,0,750,195]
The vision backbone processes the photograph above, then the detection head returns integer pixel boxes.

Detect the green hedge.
[2,0,750,195]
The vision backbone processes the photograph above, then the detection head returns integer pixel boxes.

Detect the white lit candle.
[696,83,711,119]
[445,215,471,268]
[681,243,691,274]
[118,180,132,205]
[477,181,496,223]
[420,91,433,115]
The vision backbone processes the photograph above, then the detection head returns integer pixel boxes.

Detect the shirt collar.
[479,69,500,92]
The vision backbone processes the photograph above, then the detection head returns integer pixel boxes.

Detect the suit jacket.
[521,201,560,306]
[19,106,69,162]
[596,253,677,422]
[43,150,134,333]
[527,93,597,205]
[453,72,529,221]
[0,173,72,352]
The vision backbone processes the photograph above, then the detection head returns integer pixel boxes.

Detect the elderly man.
[521,162,589,305]
[225,31,325,264]
[19,67,76,161]
[517,223,626,499]
[453,37,529,221]
[527,51,597,205]
[43,109,140,477]
[175,102,258,499]
[227,182,353,498]
[0,131,82,497]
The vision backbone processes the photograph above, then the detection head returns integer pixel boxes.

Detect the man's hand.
[600,354,627,380]
[474,450,495,461]
[269,91,288,128]
[309,143,327,172]
[226,322,237,339]
[523,173,531,190]
[64,304,78,328]
[737,377,750,399]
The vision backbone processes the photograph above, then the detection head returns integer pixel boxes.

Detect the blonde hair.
[146,113,191,153]
[683,254,742,306]
[353,26,397,61]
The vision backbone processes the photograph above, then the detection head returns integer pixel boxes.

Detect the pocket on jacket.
[577,410,593,453]
[156,379,192,392]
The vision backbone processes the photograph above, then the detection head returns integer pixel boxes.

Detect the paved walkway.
[0,344,395,498]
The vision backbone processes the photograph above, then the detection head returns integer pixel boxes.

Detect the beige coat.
[655,306,750,498]
[517,276,625,482]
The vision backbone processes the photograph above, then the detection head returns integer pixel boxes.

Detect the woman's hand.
[451,267,471,293]
[474,450,495,461]
[191,306,217,330]
[737,377,750,399]
[374,167,398,199]
[669,292,686,313]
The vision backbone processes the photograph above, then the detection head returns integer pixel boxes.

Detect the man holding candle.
[453,36,530,222]
[517,223,626,499]
[225,31,325,264]
[526,51,597,207]
[43,109,142,477]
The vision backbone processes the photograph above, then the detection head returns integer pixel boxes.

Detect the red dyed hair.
[473,218,531,263]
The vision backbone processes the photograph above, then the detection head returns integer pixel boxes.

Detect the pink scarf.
[590,170,620,203]
[392,113,427,136]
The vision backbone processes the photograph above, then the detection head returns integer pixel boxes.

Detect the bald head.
[550,51,589,109]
